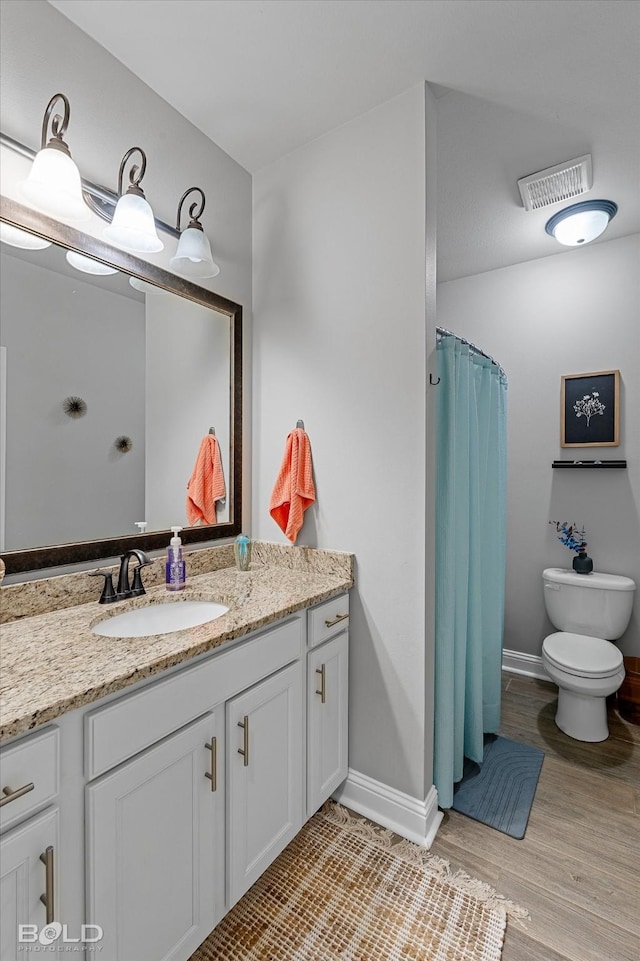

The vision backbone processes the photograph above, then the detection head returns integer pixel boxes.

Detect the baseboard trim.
[502,648,548,680]
[332,769,444,849]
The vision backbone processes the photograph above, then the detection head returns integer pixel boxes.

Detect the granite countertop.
[0,553,353,744]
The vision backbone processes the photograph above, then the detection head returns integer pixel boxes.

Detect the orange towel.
[186,435,226,526]
[269,428,316,543]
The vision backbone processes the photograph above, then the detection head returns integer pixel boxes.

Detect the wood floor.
[429,672,640,961]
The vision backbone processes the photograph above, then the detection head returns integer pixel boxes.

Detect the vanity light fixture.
[169,187,220,278]
[0,222,51,250]
[20,94,90,222]
[103,147,164,254]
[545,200,618,247]
[66,250,118,275]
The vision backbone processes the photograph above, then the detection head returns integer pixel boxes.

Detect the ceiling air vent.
[517,155,593,212]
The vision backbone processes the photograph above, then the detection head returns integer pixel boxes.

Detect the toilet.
[541,568,636,742]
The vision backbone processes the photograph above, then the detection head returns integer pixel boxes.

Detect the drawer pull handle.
[324,613,349,628]
[316,664,326,704]
[0,782,35,807]
[238,715,249,767]
[205,737,217,791]
[39,846,55,924]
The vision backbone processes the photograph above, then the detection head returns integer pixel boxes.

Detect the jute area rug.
[191,801,527,961]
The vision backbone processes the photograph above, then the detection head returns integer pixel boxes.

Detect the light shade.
[66,250,118,275]
[129,276,167,295]
[104,193,164,253]
[0,223,52,250]
[169,225,220,278]
[20,93,90,223]
[21,147,90,222]
[545,200,618,247]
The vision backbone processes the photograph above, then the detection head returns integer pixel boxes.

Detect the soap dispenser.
[166,526,186,591]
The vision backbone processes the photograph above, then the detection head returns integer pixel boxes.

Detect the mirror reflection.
[0,196,242,573]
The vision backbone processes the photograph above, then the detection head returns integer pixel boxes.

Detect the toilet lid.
[543,632,624,678]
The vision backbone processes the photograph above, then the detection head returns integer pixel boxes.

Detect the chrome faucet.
[90,549,153,604]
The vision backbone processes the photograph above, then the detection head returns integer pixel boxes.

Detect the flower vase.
[573,550,593,574]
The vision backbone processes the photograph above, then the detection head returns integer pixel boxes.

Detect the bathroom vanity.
[0,547,352,959]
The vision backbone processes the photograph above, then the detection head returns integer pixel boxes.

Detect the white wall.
[437,234,640,657]
[0,0,252,556]
[253,84,437,802]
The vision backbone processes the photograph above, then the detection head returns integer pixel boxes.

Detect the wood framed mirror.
[0,195,242,574]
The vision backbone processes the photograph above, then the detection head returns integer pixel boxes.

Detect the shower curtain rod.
[436,327,507,382]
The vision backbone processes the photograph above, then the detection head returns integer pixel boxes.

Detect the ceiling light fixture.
[103,147,163,254]
[20,94,90,222]
[169,187,220,278]
[545,200,618,247]
[66,250,118,275]
[0,222,52,250]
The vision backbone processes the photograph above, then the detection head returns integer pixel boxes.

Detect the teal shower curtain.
[433,332,508,809]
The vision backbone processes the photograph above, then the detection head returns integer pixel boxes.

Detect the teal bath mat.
[452,734,544,839]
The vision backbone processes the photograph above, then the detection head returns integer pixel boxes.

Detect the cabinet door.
[1,807,61,958]
[307,631,349,816]
[227,660,303,907]
[86,711,224,961]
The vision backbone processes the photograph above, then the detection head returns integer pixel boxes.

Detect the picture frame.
[561,369,620,447]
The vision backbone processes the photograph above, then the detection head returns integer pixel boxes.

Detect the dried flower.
[573,391,605,427]
[549,520,587,554]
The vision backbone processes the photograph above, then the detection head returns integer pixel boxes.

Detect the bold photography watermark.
[18,922,104,951]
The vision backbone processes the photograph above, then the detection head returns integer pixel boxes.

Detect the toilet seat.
[543,632,623,679]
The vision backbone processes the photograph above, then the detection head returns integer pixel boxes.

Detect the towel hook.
[429,374,441,385]
[296,419,305,429]
[208,426,216,435]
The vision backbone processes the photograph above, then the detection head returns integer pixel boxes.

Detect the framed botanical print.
[561,369,620,447]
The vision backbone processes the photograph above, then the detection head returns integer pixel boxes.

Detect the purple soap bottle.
[166,526,186,591]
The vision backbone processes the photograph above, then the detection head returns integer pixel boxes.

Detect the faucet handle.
[130,557,154,597]
[89,569,118,604]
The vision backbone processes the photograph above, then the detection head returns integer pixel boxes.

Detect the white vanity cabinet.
[226,660,303,906]
[0,591,350,961]
[1,808,61,958]
[86,711,225,961]
[83,611,305,960]
[306,596,350,817]
[1,727,61,957]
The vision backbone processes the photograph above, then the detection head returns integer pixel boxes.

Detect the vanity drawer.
[85,614,303,780]
[0,726,60,832]
[308,594,350,648]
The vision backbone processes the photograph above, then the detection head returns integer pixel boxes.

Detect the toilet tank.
[543,568,635,639]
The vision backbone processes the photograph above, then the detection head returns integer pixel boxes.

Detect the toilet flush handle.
[545,583,560,591]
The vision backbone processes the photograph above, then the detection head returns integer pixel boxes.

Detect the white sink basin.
[92,600,229,638]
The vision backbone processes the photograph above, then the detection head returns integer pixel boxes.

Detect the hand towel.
[269,428,316,543]
[186,435,226,526]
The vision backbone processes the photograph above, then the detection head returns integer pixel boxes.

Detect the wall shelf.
[552,460,627,469]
